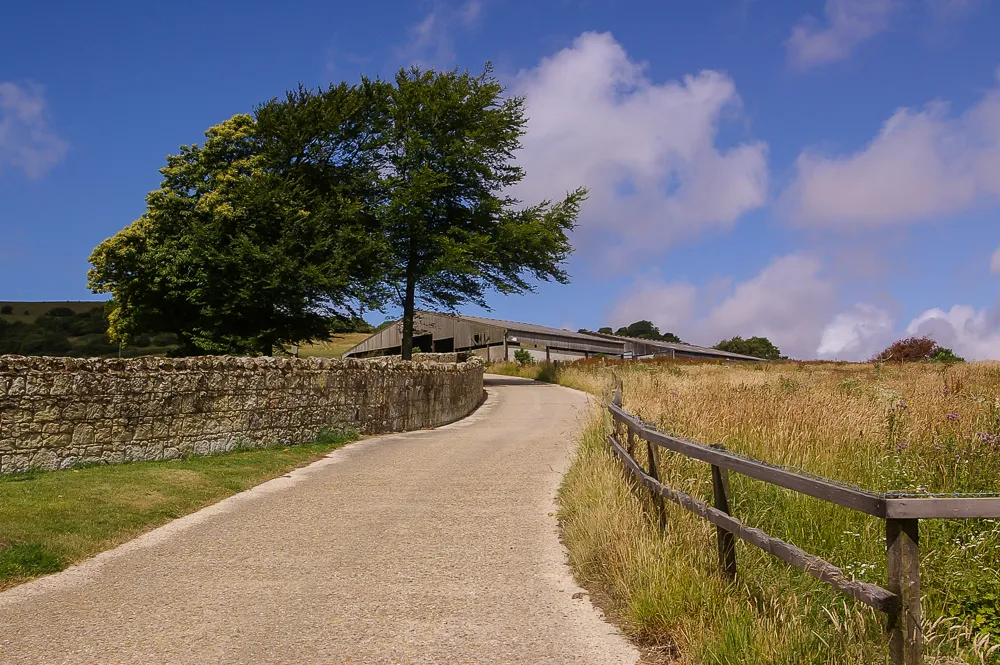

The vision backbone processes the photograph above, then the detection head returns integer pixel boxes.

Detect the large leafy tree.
[375,65,586,359]
[89,82,385,355]
[714,335,784,360]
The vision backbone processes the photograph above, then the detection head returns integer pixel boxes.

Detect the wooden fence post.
[710,444,737,581]
[886,518,921,665]
[646,440,667,530]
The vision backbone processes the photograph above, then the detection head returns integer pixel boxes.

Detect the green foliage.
[535,361,558,383]
[614,320,682,343]
[513,347,533,366]
[373,64,585,359]
[714,335,783,360]
[45,307,75,318]
[930,346,965,363]
[0,305,12,315]
[89,89,386,356]
[0,307,175,358]
[597,327,613,334]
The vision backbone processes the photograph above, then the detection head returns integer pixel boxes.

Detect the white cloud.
[787,0,898,70]
[906,304,1000,360]
[513,32,768,263]
[611,254,833,358]
[780,76,1000,228]
[0,81,68,178]
[991,246,1000,274]
[396,0,483,68]
[817,303,895,360]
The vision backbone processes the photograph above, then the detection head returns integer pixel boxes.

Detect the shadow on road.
[483,375,558,387]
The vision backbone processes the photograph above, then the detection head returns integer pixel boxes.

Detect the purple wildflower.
[896,442,909,452]
[946,412,959,421]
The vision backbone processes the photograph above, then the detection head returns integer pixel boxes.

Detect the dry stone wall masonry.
[0,354,484,474]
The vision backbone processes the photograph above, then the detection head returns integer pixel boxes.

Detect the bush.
[513,348,533,366]
[929,346,965,363]
[873,337,964,363]
[535,361,558,383]
[46,307,75,318]
[0,305,12,315]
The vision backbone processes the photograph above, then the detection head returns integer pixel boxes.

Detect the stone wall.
[0,354,484,474]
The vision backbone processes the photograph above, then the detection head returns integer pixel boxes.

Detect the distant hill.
[0,301,107,325]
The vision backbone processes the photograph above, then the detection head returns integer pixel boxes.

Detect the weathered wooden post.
[710,444,737,580]
[886,518,921,665]
[646,439,666,530]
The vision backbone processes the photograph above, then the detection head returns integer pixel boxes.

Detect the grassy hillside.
[520,359,1000,664]
[298,332,372,359]
[0,301,106,325]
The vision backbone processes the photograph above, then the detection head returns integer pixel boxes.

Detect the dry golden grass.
[298,332,372,359]
[543,359,1000,664]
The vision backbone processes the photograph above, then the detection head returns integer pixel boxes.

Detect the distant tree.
[373,65,586,360]
[597,327,613,334]
[513,347,533,366]
[714,335,783,360]
[614,320,682,343]
[46,307,75,317]
[873,337,965,363]
[375,319,397,332]
[0,305,12,315]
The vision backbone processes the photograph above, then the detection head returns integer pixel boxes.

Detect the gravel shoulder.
[0,374,638,665]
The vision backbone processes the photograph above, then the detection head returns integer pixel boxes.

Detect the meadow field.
[493,359,1000,664]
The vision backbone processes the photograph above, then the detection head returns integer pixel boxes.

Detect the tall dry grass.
[550,359,1000,664]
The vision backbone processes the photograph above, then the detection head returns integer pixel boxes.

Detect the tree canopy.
[374,65,585,359]
[613,320,682,343]
[714,335,783,360]
[872,337,965,363]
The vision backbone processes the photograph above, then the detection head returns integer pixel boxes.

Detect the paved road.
[0,375,638,665]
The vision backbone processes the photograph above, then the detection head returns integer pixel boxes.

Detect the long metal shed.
[581,331,763,361]
[342,311,625,361]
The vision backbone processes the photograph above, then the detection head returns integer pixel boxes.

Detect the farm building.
[342,311,761,362]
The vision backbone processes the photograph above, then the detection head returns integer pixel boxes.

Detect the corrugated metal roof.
[456,313,616,344]
[583,331,763,361]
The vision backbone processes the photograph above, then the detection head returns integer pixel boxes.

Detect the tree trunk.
[400,270,416,360]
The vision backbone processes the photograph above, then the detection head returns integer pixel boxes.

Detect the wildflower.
[896,441,909,452]
[946,412,959,421]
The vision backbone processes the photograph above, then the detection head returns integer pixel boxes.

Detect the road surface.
[0,375,638,665]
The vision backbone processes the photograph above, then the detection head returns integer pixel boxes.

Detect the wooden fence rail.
[606,392,1000,665]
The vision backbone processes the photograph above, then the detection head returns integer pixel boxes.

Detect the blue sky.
[2,0,999,359]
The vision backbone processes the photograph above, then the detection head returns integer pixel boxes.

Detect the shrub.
[929,346,965,363]
[513,348,533,366]
[45,307,76,318]
[0,305,12,315]
[872,337,964,363]
[714,335,783,360]
[535,361,558,383]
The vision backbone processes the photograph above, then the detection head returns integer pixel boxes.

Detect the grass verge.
[0,429,357,591]
[548,360,1000,664]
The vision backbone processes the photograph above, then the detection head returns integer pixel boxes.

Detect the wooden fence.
[607,385,1000,665]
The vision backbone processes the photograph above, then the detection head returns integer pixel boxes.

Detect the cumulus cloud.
[0,81,68,178]
[611,254,834,358]
[787,0,898,70]
[780,76,1000,228]
[817,303,895,360]
[396,0,483,68]
[906,304,1000,360]
[513,32,768,263]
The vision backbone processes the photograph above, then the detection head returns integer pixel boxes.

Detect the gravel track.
[0,375,638,665]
